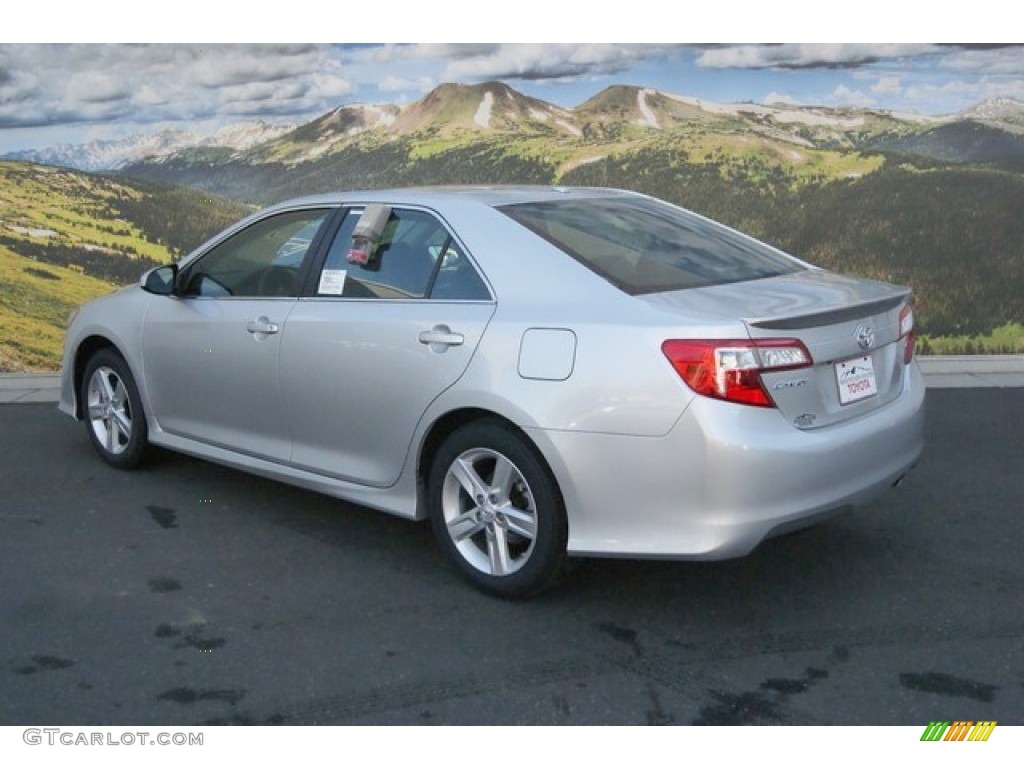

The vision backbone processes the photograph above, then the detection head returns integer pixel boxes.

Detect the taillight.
[899,303,915,364]
[661,339,813,408]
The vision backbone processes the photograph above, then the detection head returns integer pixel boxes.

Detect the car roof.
[264,185,642,212]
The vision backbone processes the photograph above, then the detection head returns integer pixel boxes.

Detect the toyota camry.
[60,186,925,596]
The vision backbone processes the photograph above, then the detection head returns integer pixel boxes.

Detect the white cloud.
[827,84,875,107]
[308,72,355,101]
[698,44,941,70]
[0,67,40,108]
[65,71,131,103]
[134,84,169,107]
[939,46,1024,75]
[871,76,902,95]
[192,45,320,88]
[0,43,355,129]
[369,44,501,65]
[436,43,678,82]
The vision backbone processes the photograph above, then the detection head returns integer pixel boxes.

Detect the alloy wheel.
[441,447,539,576]
[86,365,134,456]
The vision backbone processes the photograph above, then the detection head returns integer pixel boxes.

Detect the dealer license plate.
[835,355,878,405]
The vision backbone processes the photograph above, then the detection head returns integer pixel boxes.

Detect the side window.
[183,209,329,298]
[316,208,489,301]
[430,241,490,301]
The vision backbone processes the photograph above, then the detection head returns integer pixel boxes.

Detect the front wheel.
[81,349,150,469]
[428,420,568,598]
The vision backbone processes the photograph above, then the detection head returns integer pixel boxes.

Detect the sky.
[2,9,1022,154]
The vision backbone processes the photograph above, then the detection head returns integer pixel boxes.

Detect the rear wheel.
[81,349,149,469]
[428,420,567,598]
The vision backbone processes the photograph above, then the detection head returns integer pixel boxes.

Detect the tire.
[428,420,568,598]
[81,349,150,469]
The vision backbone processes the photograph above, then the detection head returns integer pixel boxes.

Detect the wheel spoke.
[450,457,488,500]
[447,508,485,542]
[110,379,127,408]
[489,454,515,500]
[502,507,537,540]
[111,407,132,440]
[88,403,106,420]
[97,370,116,402]
[105,419,118,451]
[486,524,512,576]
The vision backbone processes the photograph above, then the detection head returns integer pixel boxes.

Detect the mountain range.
[106,82,1022,342]
[3,120,294,172]
[6,84,1024,177]
[1,81,1022,371]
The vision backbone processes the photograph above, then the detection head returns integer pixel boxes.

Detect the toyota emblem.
[855,325,875,350]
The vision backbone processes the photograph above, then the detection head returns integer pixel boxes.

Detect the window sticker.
[318,269,348,295]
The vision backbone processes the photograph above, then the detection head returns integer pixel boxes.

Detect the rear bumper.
[533,362,925,559]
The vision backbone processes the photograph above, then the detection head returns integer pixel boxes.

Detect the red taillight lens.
[661,338,813,408]
[899,303,915,364]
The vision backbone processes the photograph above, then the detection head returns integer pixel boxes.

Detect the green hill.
[0,161,247,371]
[865,121,1024,170]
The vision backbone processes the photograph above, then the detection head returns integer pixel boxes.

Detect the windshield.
[499,196,804,294]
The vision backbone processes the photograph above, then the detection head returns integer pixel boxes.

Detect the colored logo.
[920,721,996,741]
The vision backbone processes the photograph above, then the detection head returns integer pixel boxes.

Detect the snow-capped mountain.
[3,120,294,172]
[251,103,401,163]
[5,130,197,172]
[9,82,1024,177]
[196,120,295,151]
[390,82,577,136]
[960,97,1024,122]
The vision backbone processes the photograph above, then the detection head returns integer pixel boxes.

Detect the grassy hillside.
[776,165,1024,337]
[865,121,1024,170]
[0,161,247,371]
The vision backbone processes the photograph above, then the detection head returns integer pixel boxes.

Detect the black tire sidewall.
[81,349,149,469]
[428,420,567,598]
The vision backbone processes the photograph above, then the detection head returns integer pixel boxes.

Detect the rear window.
[499,196,804,294]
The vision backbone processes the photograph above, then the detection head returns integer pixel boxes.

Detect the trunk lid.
[643,269,913,428]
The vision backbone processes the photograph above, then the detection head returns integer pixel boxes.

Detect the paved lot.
[1,389,1022,725]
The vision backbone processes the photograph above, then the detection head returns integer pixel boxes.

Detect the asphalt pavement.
[0,384,1022,725]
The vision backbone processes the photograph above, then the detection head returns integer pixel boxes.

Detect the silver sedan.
[60,186,925,597]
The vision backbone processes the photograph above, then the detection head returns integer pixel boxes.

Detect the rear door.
[280,206,495,486]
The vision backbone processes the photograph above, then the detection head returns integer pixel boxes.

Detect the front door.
[142,208,333,462]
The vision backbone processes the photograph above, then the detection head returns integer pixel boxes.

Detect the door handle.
[246,316,280,335]
[419,325,464,349]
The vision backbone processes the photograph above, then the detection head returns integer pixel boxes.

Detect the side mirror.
[141,264,178,296]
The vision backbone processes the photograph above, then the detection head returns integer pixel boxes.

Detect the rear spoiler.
[747,288,910,331]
